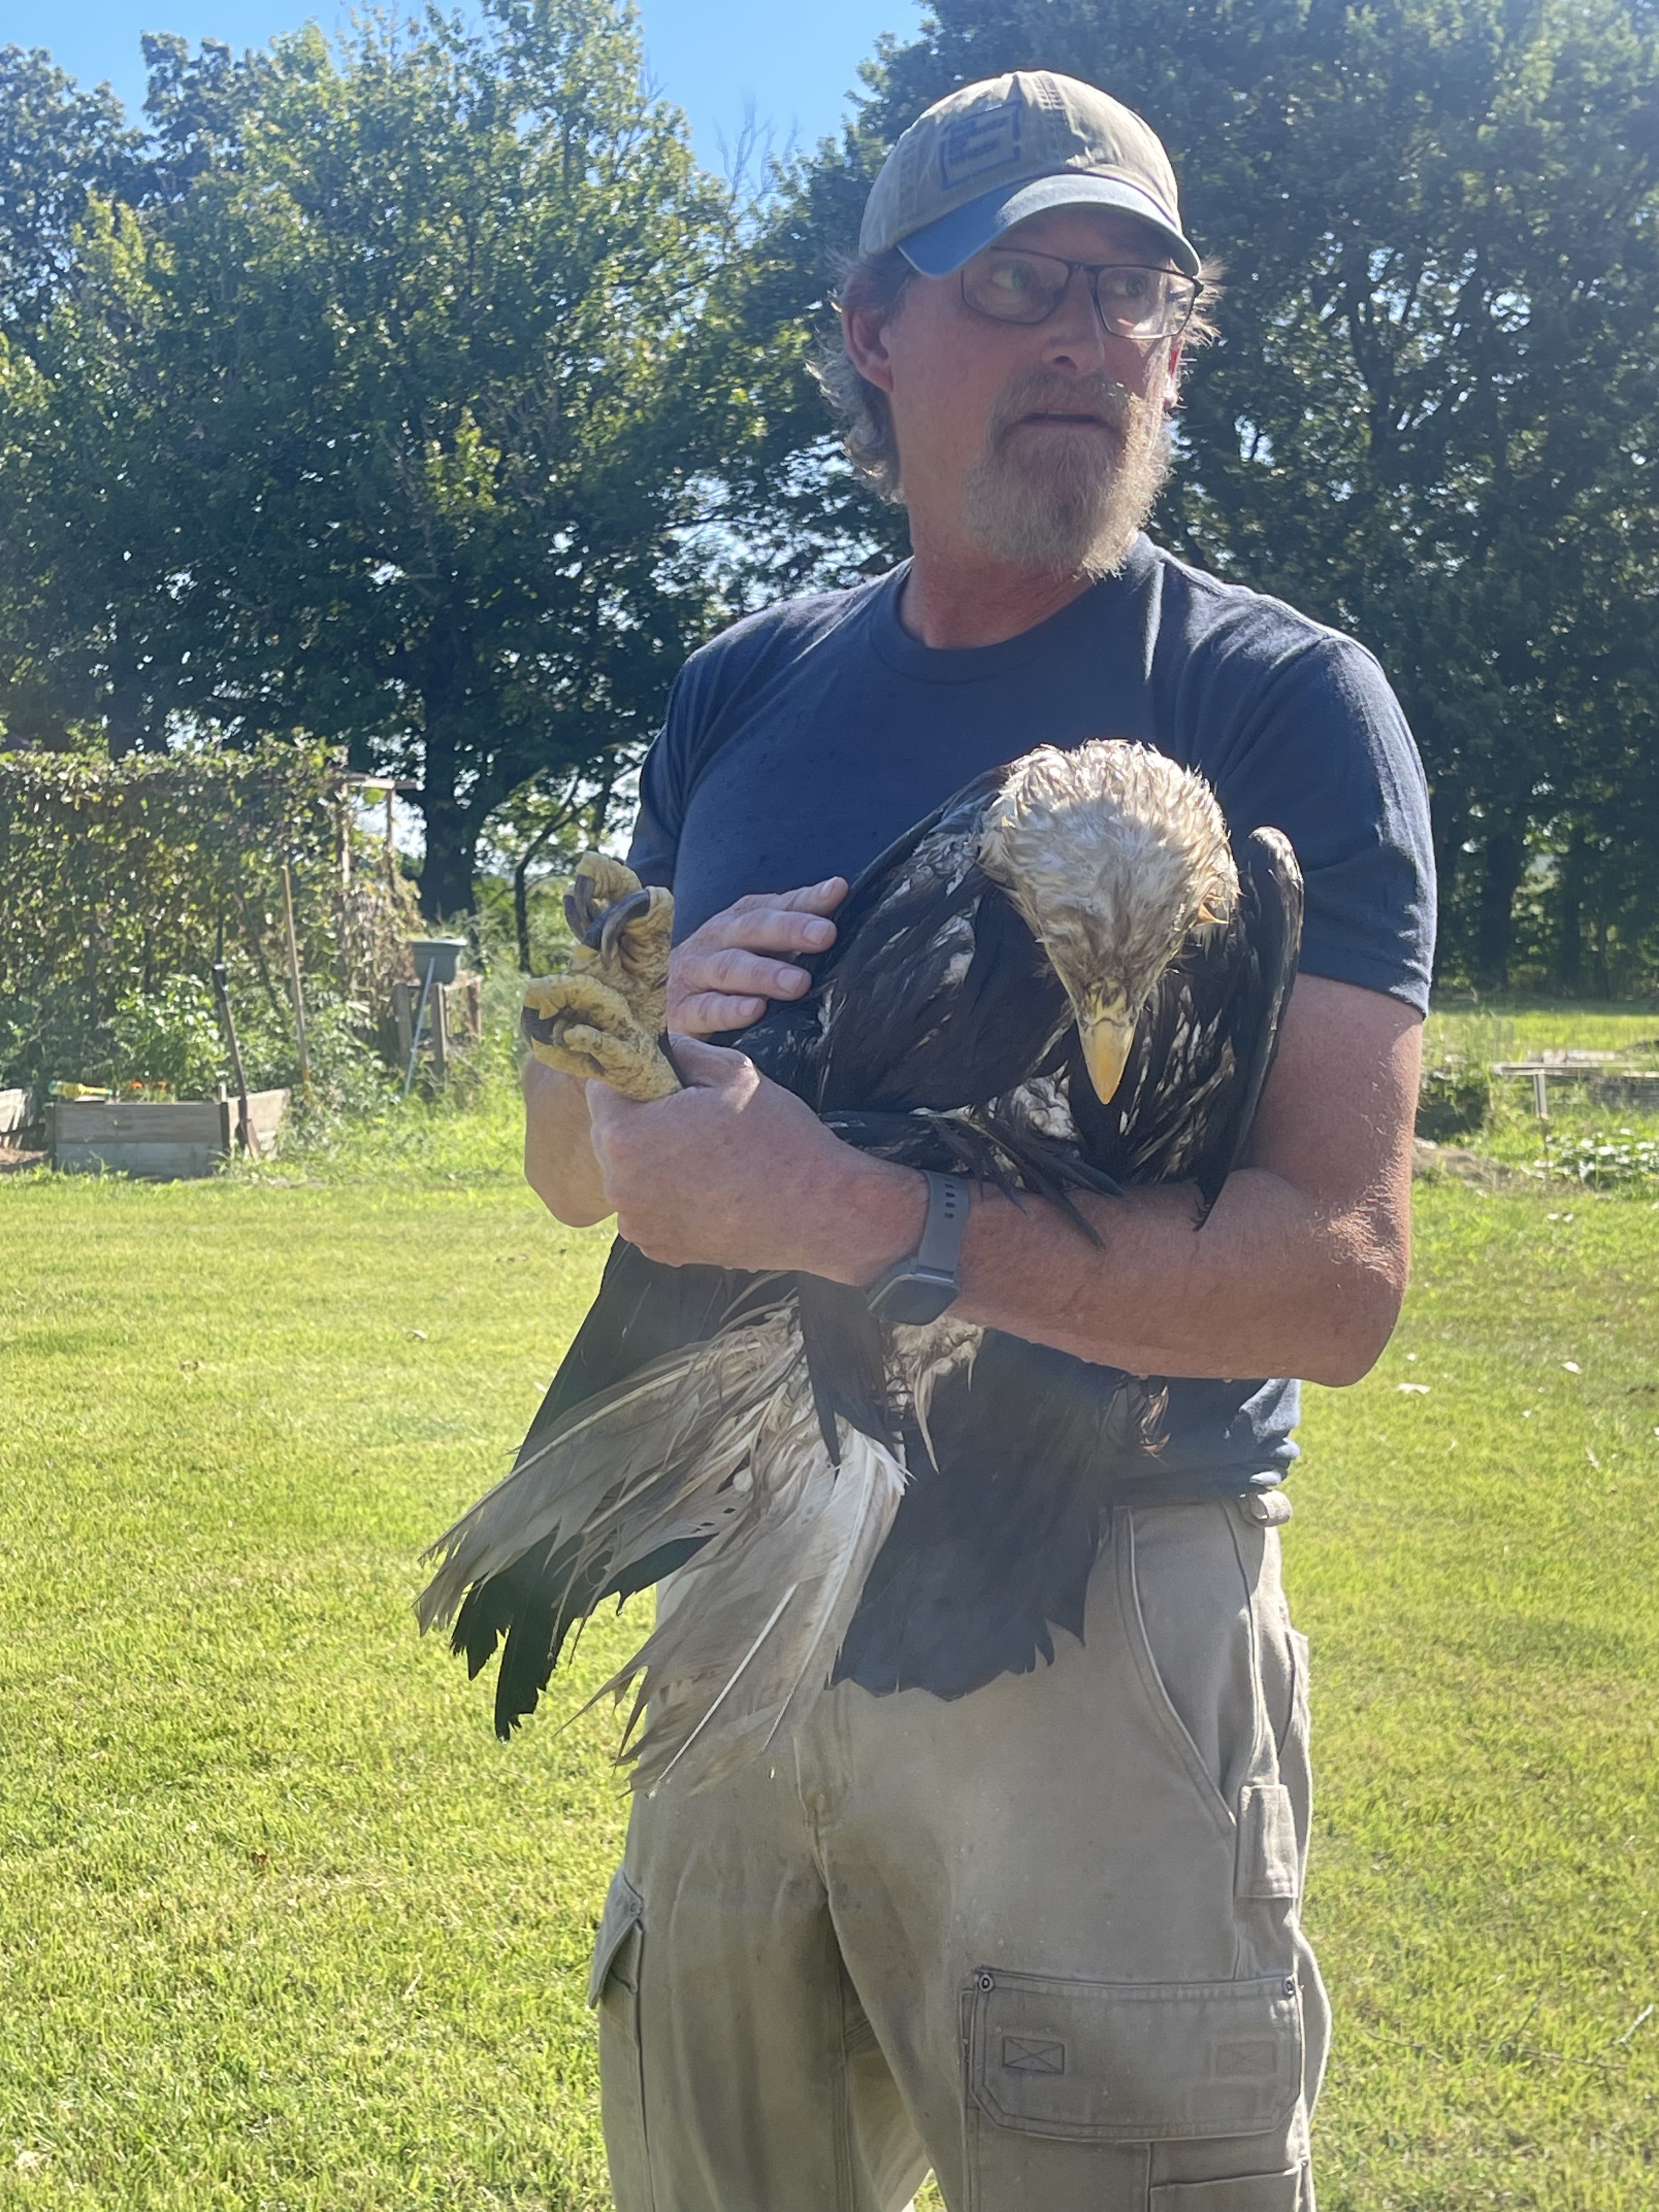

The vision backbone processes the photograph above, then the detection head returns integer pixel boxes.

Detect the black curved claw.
[522,1003,563,1049]
[596,885,654,961]
[563,873,596,941]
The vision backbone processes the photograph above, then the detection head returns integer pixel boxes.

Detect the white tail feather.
[600,1414,909,1793]
[416,1314,799,1634]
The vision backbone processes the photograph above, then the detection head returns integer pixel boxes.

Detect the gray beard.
[960,369,1173,578]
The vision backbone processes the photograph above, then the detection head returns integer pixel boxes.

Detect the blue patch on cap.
[900,174,1199,279]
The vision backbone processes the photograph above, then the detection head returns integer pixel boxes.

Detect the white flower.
[1563,1361,1581,1373]
[1396,1382,1431,1395]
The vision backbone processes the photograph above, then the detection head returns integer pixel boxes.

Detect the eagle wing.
[743,766,1074,1116]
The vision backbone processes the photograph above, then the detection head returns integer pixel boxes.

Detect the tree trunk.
[1427,786,1467,983]
[419,623,479,920]
[418,799,476,921]
[1554,824,1584,996]
[106,628,163,759]
[1475,830,1523,991]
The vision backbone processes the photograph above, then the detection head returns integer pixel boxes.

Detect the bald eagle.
[420,741,1301,1789]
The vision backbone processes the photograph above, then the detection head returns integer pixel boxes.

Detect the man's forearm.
[948,1165,1408,1389]
[523,1058,612,1225]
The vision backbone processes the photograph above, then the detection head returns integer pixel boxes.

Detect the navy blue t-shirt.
[628,534,1436,1491]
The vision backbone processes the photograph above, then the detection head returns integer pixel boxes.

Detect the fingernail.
[805,919,833,945]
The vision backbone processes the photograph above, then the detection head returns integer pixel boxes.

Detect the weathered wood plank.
[55,1142,220,1180]
[52,1101,223,1143]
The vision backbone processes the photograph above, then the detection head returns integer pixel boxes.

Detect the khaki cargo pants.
[589,1494,1329,2211]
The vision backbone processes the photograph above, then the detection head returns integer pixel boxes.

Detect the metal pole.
[402,958,438,1101]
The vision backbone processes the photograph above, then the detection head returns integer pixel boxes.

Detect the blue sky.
[6,1,923,166]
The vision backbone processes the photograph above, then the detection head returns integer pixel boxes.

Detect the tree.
[0,42,140,335]
[0,4,765,915]
[750,0,1659,989]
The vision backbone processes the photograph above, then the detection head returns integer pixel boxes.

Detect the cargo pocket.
[963,1966,1303,2212]
[589,1869,655,2212]
[1149,2171,1303,2209]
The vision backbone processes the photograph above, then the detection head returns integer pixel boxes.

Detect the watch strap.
[865,1171,971,1322]
[912,1171,970,1276]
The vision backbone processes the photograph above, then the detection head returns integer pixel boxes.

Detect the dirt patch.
[0,1144,47,1175]
[1412,1137,1535,1190]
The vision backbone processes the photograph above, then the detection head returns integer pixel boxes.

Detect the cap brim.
[898,173,1200,280]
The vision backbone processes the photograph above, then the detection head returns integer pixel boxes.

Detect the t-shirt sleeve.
[625,656,706,891]
[625,726,680,891]
[1210,636,1436,1014]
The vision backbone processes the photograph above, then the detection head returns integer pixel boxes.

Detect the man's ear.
[1161,337,1186,415]
[842,298,898,393]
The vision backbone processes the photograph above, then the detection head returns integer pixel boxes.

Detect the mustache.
[988,371,1141,445]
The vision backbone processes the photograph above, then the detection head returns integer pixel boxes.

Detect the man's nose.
[1039,268,1113,377]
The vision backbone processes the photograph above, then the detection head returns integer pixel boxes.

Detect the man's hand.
[666,878,847,1037]
[586,1035,922,1279]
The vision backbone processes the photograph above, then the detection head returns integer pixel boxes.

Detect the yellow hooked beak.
[1077,994,1136,1105]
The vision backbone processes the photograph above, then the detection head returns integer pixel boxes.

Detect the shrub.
[111,974,224,1099]
[1417,1058,1493,1141]
[1537,1133,1659,1190]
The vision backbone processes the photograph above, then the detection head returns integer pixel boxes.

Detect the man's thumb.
[663,1031,751,1089]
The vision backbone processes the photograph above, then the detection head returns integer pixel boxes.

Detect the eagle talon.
[558,854,674,1036]
[522,973,679,1100]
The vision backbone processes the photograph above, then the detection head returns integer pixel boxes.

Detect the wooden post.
[211,962,259,1160]
[280,861,312,1102]
[433,978,450,1082]
[392,980,413,1066]
[461,974,482,1040]
[385,787,397,892]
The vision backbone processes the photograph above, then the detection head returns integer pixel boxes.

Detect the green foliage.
[1416,1057,1494,1141]
[754,0,1659,990]
[1537,1131,1659,1189]
[0,742,409,1092]
[0,3,769,916]
[110,972,223,1098]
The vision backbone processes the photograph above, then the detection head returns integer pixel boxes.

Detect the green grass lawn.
[2,1137,1657,2208]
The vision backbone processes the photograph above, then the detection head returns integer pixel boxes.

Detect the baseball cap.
[859,71,1199,280]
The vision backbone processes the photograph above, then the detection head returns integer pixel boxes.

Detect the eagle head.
[977,740,1238,1105]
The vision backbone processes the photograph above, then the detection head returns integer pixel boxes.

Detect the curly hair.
[812,247,1223,505]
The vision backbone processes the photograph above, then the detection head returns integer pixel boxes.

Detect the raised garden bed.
[48,1091,289,1181]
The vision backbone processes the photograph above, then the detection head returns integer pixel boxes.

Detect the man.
[526,71,1434,2212]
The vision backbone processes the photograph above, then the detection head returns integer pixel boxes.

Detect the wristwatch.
[866,1172,971,1325]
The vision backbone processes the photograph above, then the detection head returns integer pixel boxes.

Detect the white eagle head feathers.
[977,739,1238,1105]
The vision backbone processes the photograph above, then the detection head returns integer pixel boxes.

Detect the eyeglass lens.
[962,250,1198,339]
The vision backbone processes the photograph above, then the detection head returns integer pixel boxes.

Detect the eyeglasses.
[960,248,1203,342]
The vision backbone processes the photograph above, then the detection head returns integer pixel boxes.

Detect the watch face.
[869,1269,957,1325]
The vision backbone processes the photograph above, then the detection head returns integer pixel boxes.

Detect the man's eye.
[989,257,1047,295]
[1099,269,1157,306]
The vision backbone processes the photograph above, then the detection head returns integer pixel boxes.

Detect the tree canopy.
[743,0,1659,990]
[2,0,1657,987]
[0,2,763,915]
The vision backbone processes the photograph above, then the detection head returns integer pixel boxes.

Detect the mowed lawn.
[1,1155,1657,2209]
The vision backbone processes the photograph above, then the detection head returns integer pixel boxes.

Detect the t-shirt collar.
[869,534,1157,683]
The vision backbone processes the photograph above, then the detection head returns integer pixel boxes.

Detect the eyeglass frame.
[958,246,1204,344]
